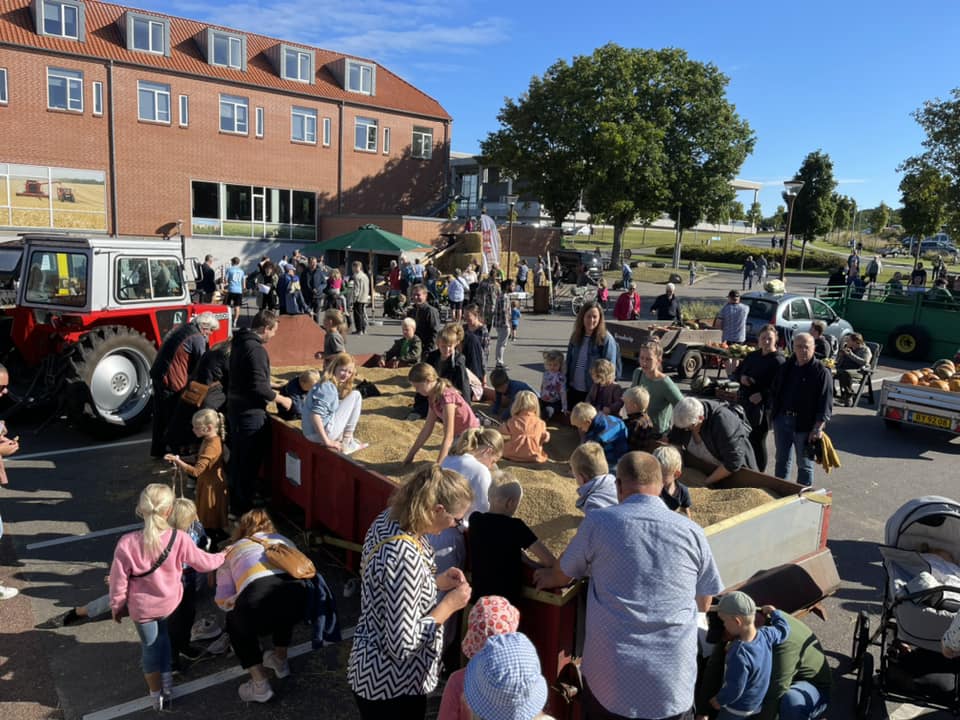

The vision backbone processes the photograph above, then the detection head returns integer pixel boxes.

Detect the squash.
[949,379,960,392]
[901,372,920,385]
[929,380,950,392]
[934,359,956,379]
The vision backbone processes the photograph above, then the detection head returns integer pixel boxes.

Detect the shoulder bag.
[117,529,179,618]
[246,535,316,579]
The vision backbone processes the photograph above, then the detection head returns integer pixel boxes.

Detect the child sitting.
[710,593,789,720]
[570,402,629,468]
[500,390,550,463]
[278,369,320,420]
[321,308,347,358]
[403,363,480,465]
[379,317,422,368]
[489,366,536,421]
[623,385,657,452]
[468,472,557,607]
[586,358,623,416]
[302,352,366,455]
[652,445,692,518]
[539,350,568,420]
[569,442,618,515]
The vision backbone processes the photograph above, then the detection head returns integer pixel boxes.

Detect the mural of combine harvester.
[16,179,76,202]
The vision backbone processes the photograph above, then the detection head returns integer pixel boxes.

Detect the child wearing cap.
[464,632,551,720]
[709,592,790,720]
[438,596,521,720]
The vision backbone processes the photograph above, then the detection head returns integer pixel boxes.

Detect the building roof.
[0,0,450,120]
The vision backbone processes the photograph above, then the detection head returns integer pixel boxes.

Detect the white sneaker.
[341,438,369,456]
[190,616,221,641]
[262,649,290,678]
[206,633,232,655]
[0,585,18,600]
[238,679,274,703]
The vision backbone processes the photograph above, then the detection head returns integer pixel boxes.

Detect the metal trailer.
[877,379,960,435]
[606,319,723,378]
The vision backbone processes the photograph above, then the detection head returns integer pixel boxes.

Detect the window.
[40,0,82,40]
[809,299,836,323]
[255,107,264,138]
[24,250,88,307]
[137,81,170,123]
[787,298,810,320]
[412,126,433,159]
[210,31,244,69]
[382,127,390,154]
[92,81,102,115]
[322,117,331,147]
[354,116,377,152]
[179,95,188,127]
[47,67,82,112]
[291,106,316,143]
[125,12,169,55]
[346,60,375,94]
[220,94,248,134]
[0,69,7,105]
[282,46,313,83]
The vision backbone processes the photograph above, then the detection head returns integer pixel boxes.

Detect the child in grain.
[321,308,347,358]
[467,472,557,607]
[509,300,521,341]
[302,352,365,455]
[500,390,550,463]
[569,442,618,514]
[489,366,536,421]
[164,409,228,541]
[403,363,480,465]
[570,402,629,468]
[652,444,692,517]
[379,316,421,368]
[539,350,568,420]
[710,593,790,720]
[623,385,656,452]
[278,369,320,420]
[586,358,623,416]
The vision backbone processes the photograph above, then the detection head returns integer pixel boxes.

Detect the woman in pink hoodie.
[109,483,225,710]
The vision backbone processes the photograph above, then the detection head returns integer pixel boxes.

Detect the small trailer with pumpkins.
[878,359,960,435]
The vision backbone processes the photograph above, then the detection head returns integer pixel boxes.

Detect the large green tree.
[746,200,763,230]
[789,151,837,268]
[832,194,856,238]
[900,163,950,261]
[481,44,754,266]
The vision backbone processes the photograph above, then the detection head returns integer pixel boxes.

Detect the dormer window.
[121,11,171,56]
[34,0,85,41]
[206,29,246,71]
[282,45,313,83]
[346,60,375,95]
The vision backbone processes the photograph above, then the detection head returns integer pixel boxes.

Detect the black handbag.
[356,379,381,398]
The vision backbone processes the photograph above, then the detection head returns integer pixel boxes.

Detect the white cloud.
[836,178,868,185]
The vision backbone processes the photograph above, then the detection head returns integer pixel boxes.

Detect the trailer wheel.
[676,349,703,380]
[888,324,931,360]
[854,650,874,720]
[67,326,156,434]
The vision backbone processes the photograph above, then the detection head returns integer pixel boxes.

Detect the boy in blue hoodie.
[570,402,629,468]
[710,592,790,720]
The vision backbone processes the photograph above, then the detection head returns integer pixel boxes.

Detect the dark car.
[552,249,604,284]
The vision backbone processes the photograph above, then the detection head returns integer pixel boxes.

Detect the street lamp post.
[779,180,804,281]
[505,194,518,281]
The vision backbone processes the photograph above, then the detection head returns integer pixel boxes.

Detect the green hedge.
[652,242,842,271]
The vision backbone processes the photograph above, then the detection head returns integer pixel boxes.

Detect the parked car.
[552,249,604,284]
[739,291,855,346]
[880,245,904,258]
[900,236,957,256]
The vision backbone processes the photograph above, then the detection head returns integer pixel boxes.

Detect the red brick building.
[0,0,451,259]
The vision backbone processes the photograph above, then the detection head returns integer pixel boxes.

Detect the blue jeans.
[779,681,828,720]
[773,414,815,486]
[622,270,632,288]
[134,617,172,674]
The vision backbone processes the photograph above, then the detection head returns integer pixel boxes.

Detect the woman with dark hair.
[730,324,784,472]
[566,301,620,407]
[348,464,473,720]
[257,263,280,311]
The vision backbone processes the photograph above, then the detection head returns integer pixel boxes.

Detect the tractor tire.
[676,349,703,380]
[67,326,156,435]
[887,324,931,360]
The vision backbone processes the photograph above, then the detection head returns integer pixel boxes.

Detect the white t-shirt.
[441,453,491,522]
[448,276,468,303]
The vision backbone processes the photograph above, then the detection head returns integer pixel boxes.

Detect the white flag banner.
[479,213,501,275]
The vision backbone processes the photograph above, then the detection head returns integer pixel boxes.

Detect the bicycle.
[570,285,598,316]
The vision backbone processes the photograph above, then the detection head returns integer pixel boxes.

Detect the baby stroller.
[851,496,960,718]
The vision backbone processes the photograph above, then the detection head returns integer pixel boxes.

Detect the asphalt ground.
[1,262,958,719]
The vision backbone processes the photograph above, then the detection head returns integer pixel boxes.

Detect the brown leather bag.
[180,380,213,407]
[246,535,316,579]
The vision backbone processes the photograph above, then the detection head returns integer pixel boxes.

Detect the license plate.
[909,411,953,429]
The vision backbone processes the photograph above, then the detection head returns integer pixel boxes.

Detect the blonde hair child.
[404,363,480,465]
[501,390,550,463]
[164,409,228,534]
[322,352,357,399]
[652,444,691,517]
[540,350,568,418]
[623,385,656,451]
[587,358,623,416]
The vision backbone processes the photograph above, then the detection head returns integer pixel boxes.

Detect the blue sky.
[149,0,960,216]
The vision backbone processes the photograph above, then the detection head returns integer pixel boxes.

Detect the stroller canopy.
[885,496,960,548]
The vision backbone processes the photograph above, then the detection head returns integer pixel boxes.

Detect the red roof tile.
[0,0,451,120]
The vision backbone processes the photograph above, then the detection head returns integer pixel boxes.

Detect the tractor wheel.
[68,326,156,434]
[676,349,703,380]
[887,324,931,360]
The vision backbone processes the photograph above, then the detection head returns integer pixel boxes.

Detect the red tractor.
[1,234,230,435]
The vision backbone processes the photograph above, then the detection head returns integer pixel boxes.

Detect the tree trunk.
[610,221,625,268]
[672,227,685,269]
[800,239,807,271]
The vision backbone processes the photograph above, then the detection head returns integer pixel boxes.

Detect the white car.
[739,291,855,346]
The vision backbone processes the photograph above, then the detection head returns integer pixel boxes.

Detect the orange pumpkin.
[949,379,960,392]
[901,372,920,385]
[930,380,950,392]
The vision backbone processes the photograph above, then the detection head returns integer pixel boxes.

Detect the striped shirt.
[215,532,291,611]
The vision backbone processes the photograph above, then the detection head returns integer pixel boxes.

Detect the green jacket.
[698,613,832,720]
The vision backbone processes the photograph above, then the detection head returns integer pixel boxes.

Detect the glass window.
[0,69,7,104]
[47,67,82,112]
[322,117,331,147]
[255,106,264,137]
[346,61,374,94]
[179,95,188,126]
[212,32,243,69]
[809,299,836,322]
[787,298,811,320]
[24,250,88,306]
[291,106,317,143]
[412,126,433,159]
[220,94,248,133]
[291,190,315,225]
[43,0,79,39]
[137,80,170,123]
[150,258,182,299]
[742,297,778,320]
[116,256,152,300]
[92,81,102,115]
[191,181,218,219]
[283,48,311,82]
[225,184,251,221]
[354,116,377,151]
[132,17,165,53]
[383,127,390,154]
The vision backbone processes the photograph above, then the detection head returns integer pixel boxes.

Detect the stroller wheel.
[851,610,871,667]
[854,650,874,719]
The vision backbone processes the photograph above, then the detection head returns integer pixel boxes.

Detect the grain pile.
[271,365,777,554]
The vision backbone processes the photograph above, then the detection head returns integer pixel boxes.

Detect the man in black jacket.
[406,284,440,360]
[227,310,293,515]
[300,256,328,320]
[770,332,832,486]
[669,397,757,484]
[197,255,217,303]
[649,283,683,324]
